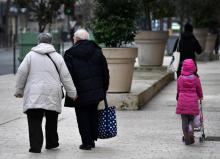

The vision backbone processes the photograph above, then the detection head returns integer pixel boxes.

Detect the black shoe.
[185,138,194,145]
[46,143,59,149]
[29,148,41,153]
[189,135,195,144]
[79,144,92,150]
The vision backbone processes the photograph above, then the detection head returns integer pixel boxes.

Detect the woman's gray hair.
[38,33,53,44]
[74,29,89,40]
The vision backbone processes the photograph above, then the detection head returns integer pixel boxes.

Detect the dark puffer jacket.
[173,32,202,76]
[64,40,109,107]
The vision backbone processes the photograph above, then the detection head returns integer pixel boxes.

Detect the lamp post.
[9,5,19,74]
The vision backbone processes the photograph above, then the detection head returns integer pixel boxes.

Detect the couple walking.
[14,29,109,153]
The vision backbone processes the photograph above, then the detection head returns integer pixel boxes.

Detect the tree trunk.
[39,22,46,33]
[180,16,184,32]
[160,19,163,31]
[146,6,152,31]
[48,23,52,32]
[167,17,172,30]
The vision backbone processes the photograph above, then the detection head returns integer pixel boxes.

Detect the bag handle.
[175,35,181,52]
[31,51,61,81]
[46,53,64,98]
[104,97,108,109]
[46,53,61,78]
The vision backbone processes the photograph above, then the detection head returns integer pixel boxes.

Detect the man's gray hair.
[38,33,53,44]
[74,29,89,40]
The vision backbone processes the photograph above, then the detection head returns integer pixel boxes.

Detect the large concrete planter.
[204,33,217,54]
[193,28,208,50]
[197,33,218,61]
[135,31,168,66]
[102,48,138,93]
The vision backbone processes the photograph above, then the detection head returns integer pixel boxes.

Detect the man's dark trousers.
[75,103,99,146]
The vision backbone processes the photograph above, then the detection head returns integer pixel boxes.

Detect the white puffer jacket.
[15,43,76,113]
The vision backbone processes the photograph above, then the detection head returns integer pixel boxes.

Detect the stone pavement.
[0,57,220,159]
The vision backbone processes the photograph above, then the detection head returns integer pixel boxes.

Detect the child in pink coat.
[176,59,203,145]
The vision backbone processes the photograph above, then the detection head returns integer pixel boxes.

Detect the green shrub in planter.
[90,0,140,92]
[91,0,139,47]
[191,0,219,29]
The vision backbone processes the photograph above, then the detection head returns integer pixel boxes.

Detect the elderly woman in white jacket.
[14,33,76,153]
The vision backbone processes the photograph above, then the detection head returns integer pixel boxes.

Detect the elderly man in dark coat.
[64,29,109,150]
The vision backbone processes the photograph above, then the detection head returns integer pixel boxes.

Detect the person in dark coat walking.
[173,23,202,77]
[64,29,109,150]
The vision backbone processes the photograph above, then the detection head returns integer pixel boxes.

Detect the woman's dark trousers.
[75,103,99,146]
[26,109,59,152]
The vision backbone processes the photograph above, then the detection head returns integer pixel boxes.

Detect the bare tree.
[76,0,94,28]
[16,0,64,32]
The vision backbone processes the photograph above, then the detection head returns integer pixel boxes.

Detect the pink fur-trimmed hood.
[181,59,196,76]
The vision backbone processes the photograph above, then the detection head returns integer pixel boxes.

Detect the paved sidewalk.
[0,58,220,159]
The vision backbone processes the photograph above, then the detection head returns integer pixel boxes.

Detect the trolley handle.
[199,100,203,112]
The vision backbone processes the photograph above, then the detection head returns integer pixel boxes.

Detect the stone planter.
[102,48,138,93]
[196,33,218,61]
[193,28,208,50]
[135,31,168,66]
[204,33,217,54]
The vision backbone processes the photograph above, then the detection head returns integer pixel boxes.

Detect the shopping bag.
[98,98,117,139]
[167,52,180,72]
[194,112,202,128]
[167,36,181,73]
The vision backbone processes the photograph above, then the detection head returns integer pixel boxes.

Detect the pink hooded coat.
[176,59,203,115]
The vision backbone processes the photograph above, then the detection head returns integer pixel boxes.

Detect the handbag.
[98,98,117,139]
[46,53,64,99]
[167,36,181,73]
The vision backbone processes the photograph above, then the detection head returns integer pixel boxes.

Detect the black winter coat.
[64,40,109,107]
[173,32,202,76]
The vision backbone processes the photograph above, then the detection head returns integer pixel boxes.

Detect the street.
[0,59,220,158]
